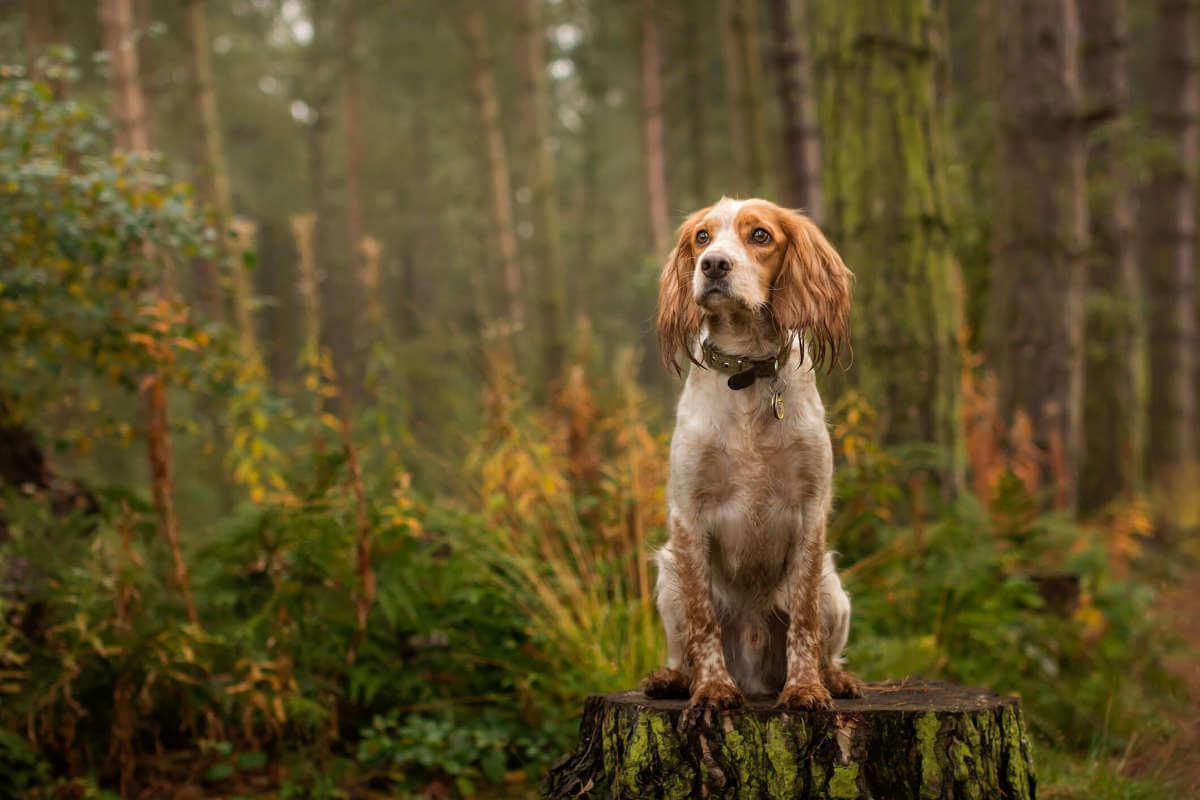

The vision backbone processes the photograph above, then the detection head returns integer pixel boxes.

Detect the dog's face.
[656,197,853,372]
[688,198,791,312]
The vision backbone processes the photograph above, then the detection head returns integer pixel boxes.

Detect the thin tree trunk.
[1142,0,1199,525]
[463,8,524,337]
[100,0,197,623]
[187,0,260,363]
[639,0,670,255]
[24,0,64,94]
[1079,0,1146,514]
[359,236,385,341]
[292,213,323,371]
[721,0,770,196]
[681,6,708,207]
[342,0,364,261]
[987,0,1088,513]
[517,0,569,386]
[145,378,198,624]
[820,0,965,490]
[100,0,149,153]
[767,0,823,221]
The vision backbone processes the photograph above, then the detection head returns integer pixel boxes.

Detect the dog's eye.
[695,230,710,245]
[750,228,771,244]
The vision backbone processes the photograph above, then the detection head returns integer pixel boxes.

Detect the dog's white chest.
[669,372,833,593]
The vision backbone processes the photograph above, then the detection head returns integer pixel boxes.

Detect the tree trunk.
[342,0,364,265]
[819,0,965,490]
[681,6,708,207]
[292,213,323,369]
[767,0,823,222]
[144,378,198,624]
[721,0,771,197]
[463,7,525,338]
[543,682,1036,799]
[987,0,1088,513]
[1079,0,1146,514]
[100,0,197,623]
[341,0,373,378]
[359,236,386,341]
[187,0,260,364]
[517,0,569,388]
[1142,0,1199,527]
[100,0,150,153]
[639,0,670,255]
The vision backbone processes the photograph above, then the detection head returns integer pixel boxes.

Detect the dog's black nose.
[700,254,731,279]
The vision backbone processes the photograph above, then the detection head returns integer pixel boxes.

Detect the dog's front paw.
[679,678,743,732]
[643,667,690,699]
[776,680,833,711]
[824,668,863,699]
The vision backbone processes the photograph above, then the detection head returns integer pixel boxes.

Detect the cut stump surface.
[542,680,1036,799]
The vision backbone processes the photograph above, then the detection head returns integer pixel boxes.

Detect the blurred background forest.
[1,0,1198,797]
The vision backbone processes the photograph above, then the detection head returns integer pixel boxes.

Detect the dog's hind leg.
[819,552,862,698]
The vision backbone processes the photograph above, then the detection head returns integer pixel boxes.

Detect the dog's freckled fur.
[644,197,862,719]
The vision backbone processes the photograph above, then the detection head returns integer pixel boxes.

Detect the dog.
[642,197,861,729]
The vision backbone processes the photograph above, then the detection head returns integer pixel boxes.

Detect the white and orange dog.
[644,197,861,728]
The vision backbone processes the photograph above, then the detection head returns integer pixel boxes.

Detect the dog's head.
[656,197,853,373]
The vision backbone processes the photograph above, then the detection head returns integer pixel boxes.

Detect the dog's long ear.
[771,210,853,370]
[656,210,706,374]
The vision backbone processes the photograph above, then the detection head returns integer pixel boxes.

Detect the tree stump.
[542,681,1036,800]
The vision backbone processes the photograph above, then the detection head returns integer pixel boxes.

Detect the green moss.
[829,763,861,799]
[763,717,801,797]
[613,715,652,796]
[723,718,764,796]
[916,711,943,797]
[1000,706,1034,800]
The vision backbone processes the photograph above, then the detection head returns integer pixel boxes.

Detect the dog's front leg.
[669,516,743,729]
[776,523,833,711]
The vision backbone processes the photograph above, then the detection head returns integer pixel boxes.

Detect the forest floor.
[1126,558,1200,794]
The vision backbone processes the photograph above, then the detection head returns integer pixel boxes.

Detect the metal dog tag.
[772,391,785,420]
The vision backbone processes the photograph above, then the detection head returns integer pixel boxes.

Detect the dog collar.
[701,340,792,389]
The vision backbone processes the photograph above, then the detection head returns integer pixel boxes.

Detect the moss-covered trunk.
[986,0,1089,513]
[543,682,1035,800]
[1079,0,1146,514]
[1141,0,1199,529]
[817,0,964,490]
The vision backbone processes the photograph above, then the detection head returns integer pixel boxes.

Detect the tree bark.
[463,7,525,337]
[721,0,771,197]
[342,0,365,265]
[187,0,260,364]
[100,0,198,624]
[1142,0,1199,524]
[144,378,198,624]
[543,682,1036,799]
[517,0,570,387]
[767,0,823,222]
[341,0,373,378]
[681,5,708,207]
[639,0,670,255]
[819,0,965,490]
[1079,0,1146,514]
[100,0,150,153]
[987,0,1088,513]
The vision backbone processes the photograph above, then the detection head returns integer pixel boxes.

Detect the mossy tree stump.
[542,681,1035,799]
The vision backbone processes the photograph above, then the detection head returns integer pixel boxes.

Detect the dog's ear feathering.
[771,210,853,370]
[656,209,706,374]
